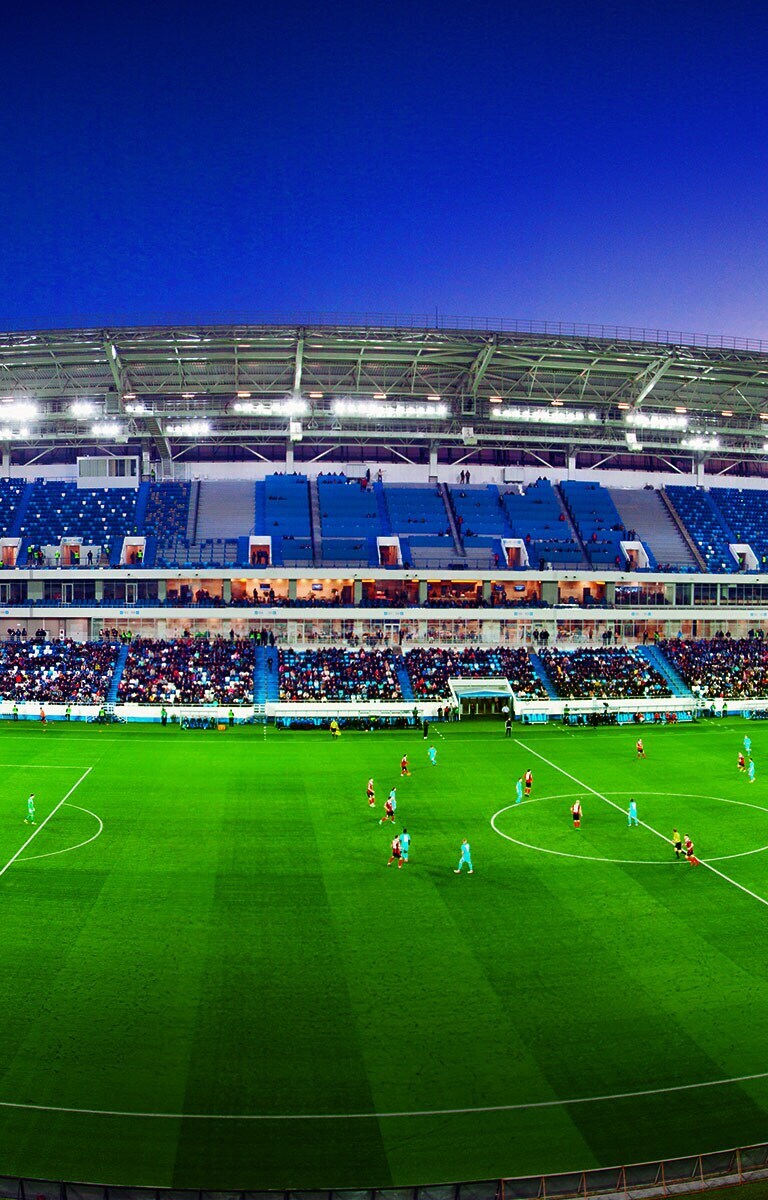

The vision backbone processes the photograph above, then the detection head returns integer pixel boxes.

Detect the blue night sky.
[1,0,767,338]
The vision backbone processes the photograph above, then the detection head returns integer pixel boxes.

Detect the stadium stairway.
[9,482,34,537]
[107,644,130,703]
[529,652,559,699]
[392,648,414,700]
[253,646,280,704]
[373,481,392,534]
[638,644,693,697]
[308,478,322,564]
[134,482,150,531]
[439,482,465,555]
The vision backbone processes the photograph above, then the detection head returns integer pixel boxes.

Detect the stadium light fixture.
[166,420,211,436]
[721,410,733,417]
[492,405,594,425]
[626,412,688,431]
[625,430,641,450]
[92,421,127,438]
[236,391,252,399]
[0,426,30,440]
[332,399,448,419]
[551,399,564,406]
[427,394,441,402]
[0,401,38,421]
[674,406,687,414]
[760,413,768,421]
[489,396,503,404]
[233,398,309,416]
[373,392,387,399]
[122,392,136,401]
[617,402,630,410]
[124,402,149,415]
[681,435,720,451]
[181,392,196,400]
[70,401,96,418]
[308,391,324,399]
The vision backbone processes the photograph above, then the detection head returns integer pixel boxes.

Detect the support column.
[353,579,362,604]
[286,442,295,470]
[222,579,232,603]
[288,578,297,601]
[567,452,576,479]
[604,581,616,605]
[482,579,491,603]
[418,580,428,604]
[541,580,558,606]
[428,445,438,480]
[94,579,103,601]
[1,445,10,478]
[157,579,167,602]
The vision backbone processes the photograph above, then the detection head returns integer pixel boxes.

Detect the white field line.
[515,739,768,910]
[0,763,83,769]
[1,1067,768,1121]
[0,767,92,881]
[18,803,103,863]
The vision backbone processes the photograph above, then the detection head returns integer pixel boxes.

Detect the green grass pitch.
[0,717,768,1189]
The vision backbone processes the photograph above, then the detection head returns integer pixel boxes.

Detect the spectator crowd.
[538,647,670,700]
[278,648,402,701]
[0,638,119,703]
[659,637,768,698]
[118,637,255,704]
[404,646,547,699]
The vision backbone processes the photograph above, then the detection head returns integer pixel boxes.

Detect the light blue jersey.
[455,840,473,872]
[428,746,437,764]
[516,779,523,803]
[749,760,756,782]
[745,736,752,754]
[628,799,638,826]
[400,832,411,859]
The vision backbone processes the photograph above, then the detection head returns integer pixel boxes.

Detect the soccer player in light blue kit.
[454,838,473,874]
[515,777,523,804]
[400,828,411,864]
[748,757,756,783]
[428,745,437,766]
[744,735,752,755]
[628,797,638,827]
[24,793,35,825]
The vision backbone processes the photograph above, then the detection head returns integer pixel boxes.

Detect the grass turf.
[0,718,766,1188]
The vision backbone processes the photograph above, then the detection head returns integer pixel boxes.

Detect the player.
[454,838,473,874]
[380,788,397,823]
[748,756,756,784]
[745,734,752,755]
[571,799,582,828]
[738,751,746,772]
[400,754,410,777]
[329,719,340,738]
[524,768,533,797]
[636,738,645,758]
[24,793,35,825]
[366,778,375,808]
[627,797,638,827]
[387,834,403,868]
[400,828,411,864]
[683,834,700,866]
[515,776,523,804]
[428,745,437,766]
[672,828,683,859]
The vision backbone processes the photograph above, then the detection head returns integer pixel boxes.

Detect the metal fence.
[3,1143,768,1200]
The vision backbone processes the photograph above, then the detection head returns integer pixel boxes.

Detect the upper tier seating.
[448,485,511,537]
[708,488,768,566]
[502,479,584,567]
[278,647,402,701]
[560,480,650,568]
[665,486,737,572]
[0,638,118,702]
[383,484,449,536]
[538,647,671,699]
[258,474,312,566]
[118,637,255,704]
[0,479,26,535]
[404,646,547,699]
[658,637,768,698]
[317,474,380,566]
[20,482,138,552]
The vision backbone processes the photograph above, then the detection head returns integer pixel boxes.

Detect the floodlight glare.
[491,405,585,425]
[166,420,211,436]
[332,399,448,419]
[70,401,96,417]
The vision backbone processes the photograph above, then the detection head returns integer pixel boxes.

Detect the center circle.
[490,791,768,865]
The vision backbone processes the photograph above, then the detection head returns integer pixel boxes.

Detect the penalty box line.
[514,740,768,912]
[0,766,93,882]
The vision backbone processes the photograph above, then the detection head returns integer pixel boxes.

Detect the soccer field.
[1,717,768,1189]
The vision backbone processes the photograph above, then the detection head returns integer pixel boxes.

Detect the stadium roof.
[2,321,768,471]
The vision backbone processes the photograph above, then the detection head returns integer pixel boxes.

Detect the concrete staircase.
[107,644,130,703]
[195,481,255,538]
[373,481,392,534]
[9,482,34,537]
[439,483,465,556]
[529,652,558,699]
[392,647,414,700]
[610,487,698,569]
[308,478,323,563]
[638,644,693,697]
[553,484,590,564]
[254,646,280,705]
[186,481,201,541]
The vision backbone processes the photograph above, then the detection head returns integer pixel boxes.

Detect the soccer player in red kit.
[367,778,376,807]
[524,769,533,797]
[636,738,645,758]
[400,755,410,777]
[738,751,746,772]
[684,835,700,866]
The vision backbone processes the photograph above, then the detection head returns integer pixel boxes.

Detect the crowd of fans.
[659,637,768,698]
[118,637,255,704]
[278,647,402,701]
[538,648,671,700]
[404,647,547,699]
[0,638,118,703]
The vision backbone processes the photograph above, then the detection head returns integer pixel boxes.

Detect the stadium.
[3,319,768,1198]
